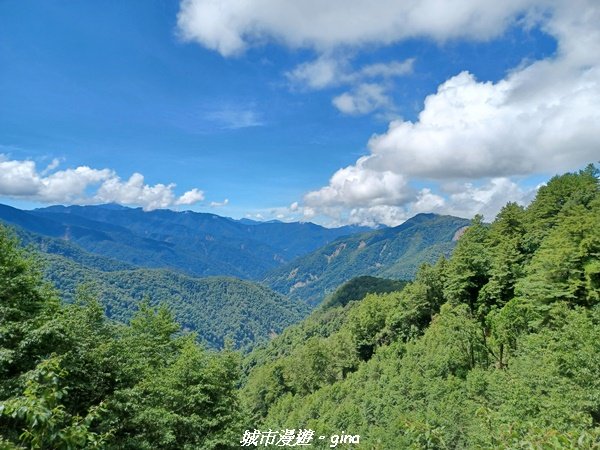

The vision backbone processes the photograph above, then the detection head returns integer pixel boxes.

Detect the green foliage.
[443,214,490,312]
[244,165,600,449]
[0,357,106,449]
[517,199,600,308]
[320,276,407,310]
[41,253,309,350]
[0,226,61,399]
[2,165,599,449]
[0,225,243,449]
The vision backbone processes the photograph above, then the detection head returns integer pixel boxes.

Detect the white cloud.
[303,179,535,227]
[357,59,415,79]
[210,198,229,207]
[332,83,394,115]
[177,188,206,205]
[304,156,413,208]
[286,56,414,90]
[0,155,205,211]
[177,0,540,57]
[298,0,600,225]
[41,158,61,175]
[286,56,348,89]
[286,56,413,115]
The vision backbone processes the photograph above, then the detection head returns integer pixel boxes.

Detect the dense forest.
[3,227,310,350]
[243,164,600,448]
[42,253,309,350]
[0,165,599,448]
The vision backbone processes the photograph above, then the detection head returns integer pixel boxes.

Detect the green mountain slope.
[1,165,598,449]
[264,213,470,304]
[2,223,309,349]
[241,165,600,449]
[42,253,310,350]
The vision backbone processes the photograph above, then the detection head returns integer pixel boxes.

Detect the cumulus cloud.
[299,0,600,225]
[286,56,348,89]
[177,188,206,205]
[304,156,413,208]
[0,155,205,211]
[303,179,535,227]
[177,0,599,225]
[177,0,539,56]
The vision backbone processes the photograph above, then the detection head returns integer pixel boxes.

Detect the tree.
[0,357,106,449]
[443,215,490,313]
[0,225,61,398]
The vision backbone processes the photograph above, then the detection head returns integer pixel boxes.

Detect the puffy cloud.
[304,156,413,208]
[361,0,600,179]
[441,178,535,220]
[305,179,535,227]
[0,157,44,196]
[177,0,540,56]
[299,0,600,225]
[177,189,206,205]
[286,56,348,89]
[0,155,205,211]
[288,57,413,115]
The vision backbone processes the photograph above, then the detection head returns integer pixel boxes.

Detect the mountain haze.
[264,213,470,304]
[0,203,368,279]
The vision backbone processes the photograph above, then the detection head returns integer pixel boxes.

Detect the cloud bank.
[0,156,205,211]
[302,0,600,224]
[178,0,599,226]
[177,0,540,56]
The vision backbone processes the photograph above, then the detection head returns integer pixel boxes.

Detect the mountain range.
[265,213,470,304]
[0,203,367,279]
[0,202,471,347]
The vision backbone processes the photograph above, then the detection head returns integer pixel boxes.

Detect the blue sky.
[0,1,597,226]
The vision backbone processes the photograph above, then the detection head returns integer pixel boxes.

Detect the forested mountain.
[242,165,600,448]
[0,203,368,279]
[44,253,309,350]
[264,213,470,304]
[0,165,599,449]
[3,225,308,349]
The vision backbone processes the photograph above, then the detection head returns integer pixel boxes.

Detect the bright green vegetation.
[1,165,599,449]
[0,225,242,449]
[264,213,470,305]
[320,276,408,310]
[243,165,600,449]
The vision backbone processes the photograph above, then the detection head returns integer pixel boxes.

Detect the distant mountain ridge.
[1,221,309,349]
[0,203,369,279]
[263,213,471,304]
